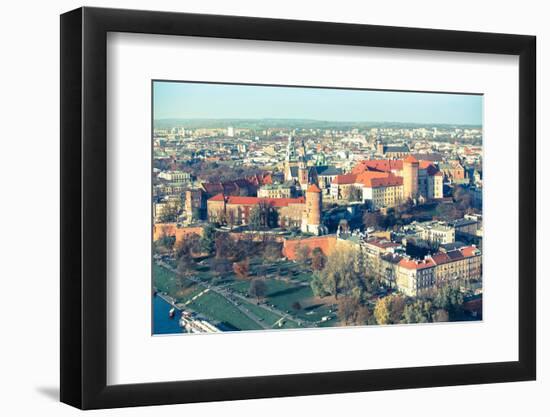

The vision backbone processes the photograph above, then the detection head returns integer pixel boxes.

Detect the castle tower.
[402,155,419,201]
[301,183,323,235]
[186,189,206,221]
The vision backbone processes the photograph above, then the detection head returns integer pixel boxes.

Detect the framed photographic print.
[60,6,536,410]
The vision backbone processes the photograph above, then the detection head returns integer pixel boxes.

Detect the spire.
[285,135,295,161]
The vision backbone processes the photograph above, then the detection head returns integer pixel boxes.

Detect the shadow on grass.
[219,322,240,331]
[267,286,303,298]
[304,303,324,311]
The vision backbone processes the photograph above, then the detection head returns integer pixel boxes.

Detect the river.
[152,294,186,335]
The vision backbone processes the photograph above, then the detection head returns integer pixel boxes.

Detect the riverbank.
[152,293,185,335]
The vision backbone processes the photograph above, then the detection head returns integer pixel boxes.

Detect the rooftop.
[306,183,322,193]
[209,193,305,207]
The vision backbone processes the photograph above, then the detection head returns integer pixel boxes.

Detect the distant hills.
[153,118,481,130]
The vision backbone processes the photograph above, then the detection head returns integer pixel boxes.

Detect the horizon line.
[153,117,482,127]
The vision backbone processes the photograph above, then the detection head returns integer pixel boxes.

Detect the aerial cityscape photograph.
[152,81,483,335]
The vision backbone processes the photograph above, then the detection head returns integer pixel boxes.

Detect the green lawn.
[264,281,315,318]
[228,278,334,324]
[155,260,334,330]
[186,290,262,331]
[154,264,260,330]
[153,264,201,302]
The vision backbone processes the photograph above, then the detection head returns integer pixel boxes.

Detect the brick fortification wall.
[282,235,337,260]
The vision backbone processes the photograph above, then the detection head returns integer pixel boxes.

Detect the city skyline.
[153,81,483,126]
[152,81,483,335]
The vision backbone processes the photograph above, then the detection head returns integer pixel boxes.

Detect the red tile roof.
[365,175,403,188]
[429,246,480,265]
[355,171,389,183]
[365,238,401,250]
[306,183,322,193]
[460,246,480,257]
[333,171,402,188]
[352,160,403,174]
[447,250,465,261]
[430,252,451,265]
[398,258,435,270]
[404,155,419,164]
[332,173,358,185]
[208,193,305,208]
[209,193,225,202]
[352,159,441,176]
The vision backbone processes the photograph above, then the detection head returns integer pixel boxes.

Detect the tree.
[348,186,363,202]
[435,202,462,220]
[389,295,406,323]
[215,233,241,260]
[233,258,250,279]
[174,233,201,260]
[374,297,391,325]
[249,279,267,301]
[394,198,414,219]
[433,309,450,322]
[337,297,371,326]
[295,244,311,266]
[227,209,237,228]
[212,257,232,276]
[374,294,406,325]
[311,247,327,271]
[433,285,464,319]
[264,242,282,262]
[403,300,433,324]
[159,202,180,223]
[248,205,263,230]
[155,233,175,254]
[363,211,383,230]
[176,255,193,279]
[310,247,365,299]
[291,301,302,311]
[199,224,216,254]
[453,186,473,211]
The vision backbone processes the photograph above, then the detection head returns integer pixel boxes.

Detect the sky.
[153,81,483,125]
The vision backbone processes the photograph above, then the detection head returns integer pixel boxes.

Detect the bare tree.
[249,279,267,301]
[295,243,311,266]
[337,297,371,326]
[233,258,250,279]
[311,247,326,271]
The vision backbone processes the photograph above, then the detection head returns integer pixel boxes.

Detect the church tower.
[402,155,419,201]
[376,135,384,155]
[284,135,296,182]
[298,158,309,189]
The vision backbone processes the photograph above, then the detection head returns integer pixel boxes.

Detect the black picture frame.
[60,6,536,410]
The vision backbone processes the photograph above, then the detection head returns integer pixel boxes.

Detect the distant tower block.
[301,183,324,235]
[403,155,419,201]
